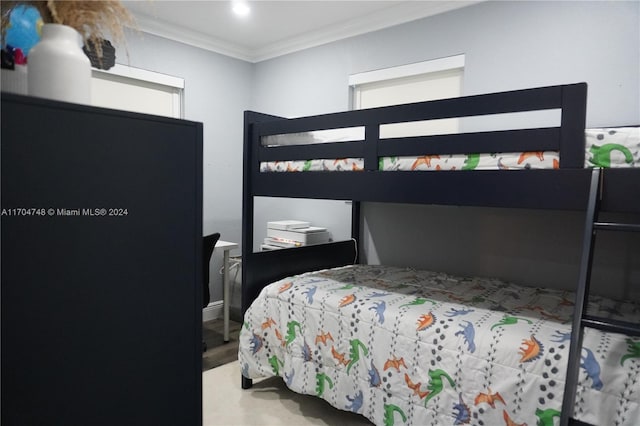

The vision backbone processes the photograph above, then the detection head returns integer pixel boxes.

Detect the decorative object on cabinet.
[1,1,135,95]
[1,1,135,60]
[1,4,41,56]
[27,23,90,103]
[0,48,27,94]
[83,37,116,69]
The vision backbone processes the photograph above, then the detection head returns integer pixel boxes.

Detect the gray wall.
[250,0,640,297]
[253,1,638,124]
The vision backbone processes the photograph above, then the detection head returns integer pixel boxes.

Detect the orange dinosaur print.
[416,313,436,331]
[474,388,506,408]
[331,346,350,366]
[503,409,528,426]
[383,356,407,372]
[261,317,276,330]
[339,294,356,307]
[553,158,559,169]
[285,163,299,172]
[278,282,293,293]
[333,158,348,165]
[519,335,543,362]
[352,162,363,171]
[315,332,334,345]
[411,155,440,170]
[517,151,544,164]
[274,328,286,347]
[404,373,429,399]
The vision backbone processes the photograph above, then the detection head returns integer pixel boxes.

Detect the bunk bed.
[239,83,640,426]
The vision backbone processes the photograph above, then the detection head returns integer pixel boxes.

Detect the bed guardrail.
[244,83,597,209]
[253,83,586,169]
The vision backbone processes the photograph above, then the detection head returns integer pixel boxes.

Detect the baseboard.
[202,300,223,322]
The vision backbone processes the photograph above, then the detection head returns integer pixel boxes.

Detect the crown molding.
[132,14,255,62]
[252,1,480,62]
[132,1,481,63]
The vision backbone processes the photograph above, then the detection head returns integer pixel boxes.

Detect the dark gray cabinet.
[1,93,203,425]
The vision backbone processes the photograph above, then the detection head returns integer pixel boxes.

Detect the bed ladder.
[560,167,640,426]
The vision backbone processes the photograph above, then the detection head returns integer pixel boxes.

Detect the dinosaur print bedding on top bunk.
[259,126,640,172]
[239,264,640,426]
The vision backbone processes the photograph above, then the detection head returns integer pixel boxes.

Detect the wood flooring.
[202,318,241,372]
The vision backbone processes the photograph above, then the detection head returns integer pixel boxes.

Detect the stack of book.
[261,220,331,250]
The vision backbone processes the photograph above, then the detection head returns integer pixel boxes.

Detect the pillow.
[585,127,640,168]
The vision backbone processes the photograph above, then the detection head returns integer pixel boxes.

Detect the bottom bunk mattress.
[238,265,640,426]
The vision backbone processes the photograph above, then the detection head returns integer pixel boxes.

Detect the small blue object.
[4,5,43,57]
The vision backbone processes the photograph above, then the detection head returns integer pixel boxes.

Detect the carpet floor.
[202,361,373,426]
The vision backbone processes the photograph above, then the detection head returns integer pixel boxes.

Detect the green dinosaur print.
[285,320,301,346]
[338,284,355,290]
[400,297,437,308]
[303,160,313,171]
[463,153,480,170]
[379,157,398,171]
[535,408,560,426]
[315,372,334,396]
[588,143,634,168]
[621,338,640,366]
[346,339,369,374]
[383,404,407,426]
[491,315,533,330]
[268,355,283,376]
[424,369,456,406]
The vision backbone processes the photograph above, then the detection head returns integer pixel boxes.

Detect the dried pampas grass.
[1,1,136,60]
[47,1,135,53]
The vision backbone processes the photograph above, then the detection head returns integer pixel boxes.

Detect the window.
[91,64,184,119]
[349,55,464,137]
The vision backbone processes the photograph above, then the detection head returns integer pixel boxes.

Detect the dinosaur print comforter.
[239,265,640,426]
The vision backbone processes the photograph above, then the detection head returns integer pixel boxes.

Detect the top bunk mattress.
[260,126,640,172]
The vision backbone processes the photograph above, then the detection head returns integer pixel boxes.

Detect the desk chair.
[202,233,220,352]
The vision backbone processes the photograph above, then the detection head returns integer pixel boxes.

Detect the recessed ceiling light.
[232,0,251,17]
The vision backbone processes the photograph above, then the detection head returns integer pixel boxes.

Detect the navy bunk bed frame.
[240,82,640,426]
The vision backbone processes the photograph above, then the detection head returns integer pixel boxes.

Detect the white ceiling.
[122,1,479,62]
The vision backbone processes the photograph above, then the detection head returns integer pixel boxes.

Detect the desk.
[215,240,239,342]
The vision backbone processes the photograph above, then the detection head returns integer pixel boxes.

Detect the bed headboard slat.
[378,128,561,157]
[559,83,588,168]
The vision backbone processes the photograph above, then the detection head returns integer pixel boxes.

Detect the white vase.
[27,24,91,104]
